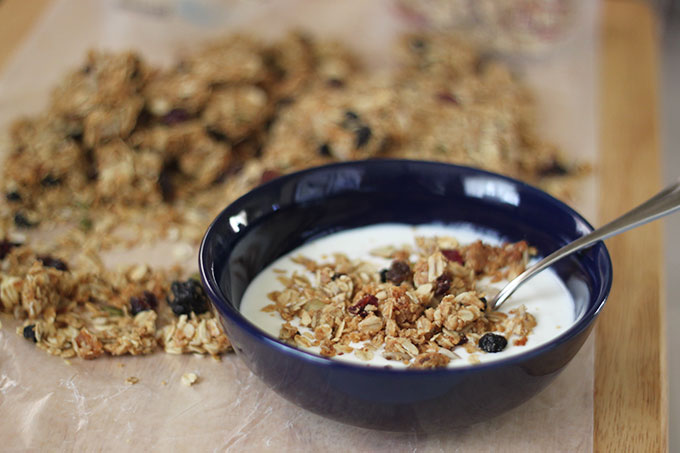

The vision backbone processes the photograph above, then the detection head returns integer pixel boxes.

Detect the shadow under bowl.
[199,160,612,432]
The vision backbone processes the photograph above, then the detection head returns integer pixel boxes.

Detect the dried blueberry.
[539,160,569,176]
[327,78,345,88]
[5,191,21,202]
[38,255,69,271]
[478,333,508,353]
[68,130,84,143]
[379,269,388,283]
[40,174,61,187]
[14,213,36,229]
[134,108,153,130]
[167,279,209,316]
[158,166,175,202]
[480,297,487,312]
[275,97,294,109]
[433,272,452,297]
[206,127,228,142]
[317,143,332,157]
[0,239,21,260]
[385,260,411,285]
[129,61,141,80]
[130,291,158,315]
[458,335,468,346]
[344,110,359,121]
[23,324,37,342]
[355,126,372,148]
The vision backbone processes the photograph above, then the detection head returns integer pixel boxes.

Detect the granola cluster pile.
[267,236,537,369]
[0,240,230,358]
[0,31,579,246]
[0,31,576,360]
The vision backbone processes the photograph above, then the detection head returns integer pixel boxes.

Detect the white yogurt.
[240,223,577,368]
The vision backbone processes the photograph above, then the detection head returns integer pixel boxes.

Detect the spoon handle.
[491,180,680,310]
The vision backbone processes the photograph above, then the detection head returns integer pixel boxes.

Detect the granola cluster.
[0,31,576,360]
[266,236,537,369]
[0,241,230,359]
[0,31,580,247]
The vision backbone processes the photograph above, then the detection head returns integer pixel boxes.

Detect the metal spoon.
[490,180,680,310]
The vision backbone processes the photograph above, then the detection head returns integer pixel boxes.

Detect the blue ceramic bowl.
[199,160,612,431]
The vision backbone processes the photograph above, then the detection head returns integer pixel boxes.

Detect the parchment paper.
[0,1,600,451]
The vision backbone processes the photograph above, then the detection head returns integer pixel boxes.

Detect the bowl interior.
[201,160,611,351]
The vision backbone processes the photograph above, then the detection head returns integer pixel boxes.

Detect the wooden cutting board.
[0,0,668,451]
[596,1,667,451]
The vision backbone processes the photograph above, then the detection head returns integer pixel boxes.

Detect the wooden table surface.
[0,0,667,451]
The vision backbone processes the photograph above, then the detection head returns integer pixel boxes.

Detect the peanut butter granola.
[0,31,577,360]
[265,235,537,369]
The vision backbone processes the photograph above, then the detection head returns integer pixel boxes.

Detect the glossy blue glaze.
[199,160,612,431]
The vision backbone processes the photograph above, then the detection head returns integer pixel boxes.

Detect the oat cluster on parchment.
[0,31,577,360]
[268,236,537,369]
[0,244,230,359]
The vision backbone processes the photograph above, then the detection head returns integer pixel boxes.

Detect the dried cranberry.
[38,255,69,271]
[167,279,209,316]
[441,249,464,265]
[478,333,507,353]
[348,294,378,316]
[355,126,372,148]
[436,92,459,105]
[23,324,37,342]
[5,191,21,202]
[162,108,190,125]
[385,260,411,285]
[130,291,158,315]
[433,272,452,297]
[260,169,282,185]
[0,239,21,260]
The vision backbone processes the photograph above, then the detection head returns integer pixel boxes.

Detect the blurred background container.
[394,0,589,54]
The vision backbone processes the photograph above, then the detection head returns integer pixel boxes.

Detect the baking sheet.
[0,0,600,451]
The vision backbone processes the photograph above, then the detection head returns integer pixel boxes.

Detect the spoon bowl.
[200,160,613,431]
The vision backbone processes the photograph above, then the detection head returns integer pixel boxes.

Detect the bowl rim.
[199,159,612,376]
